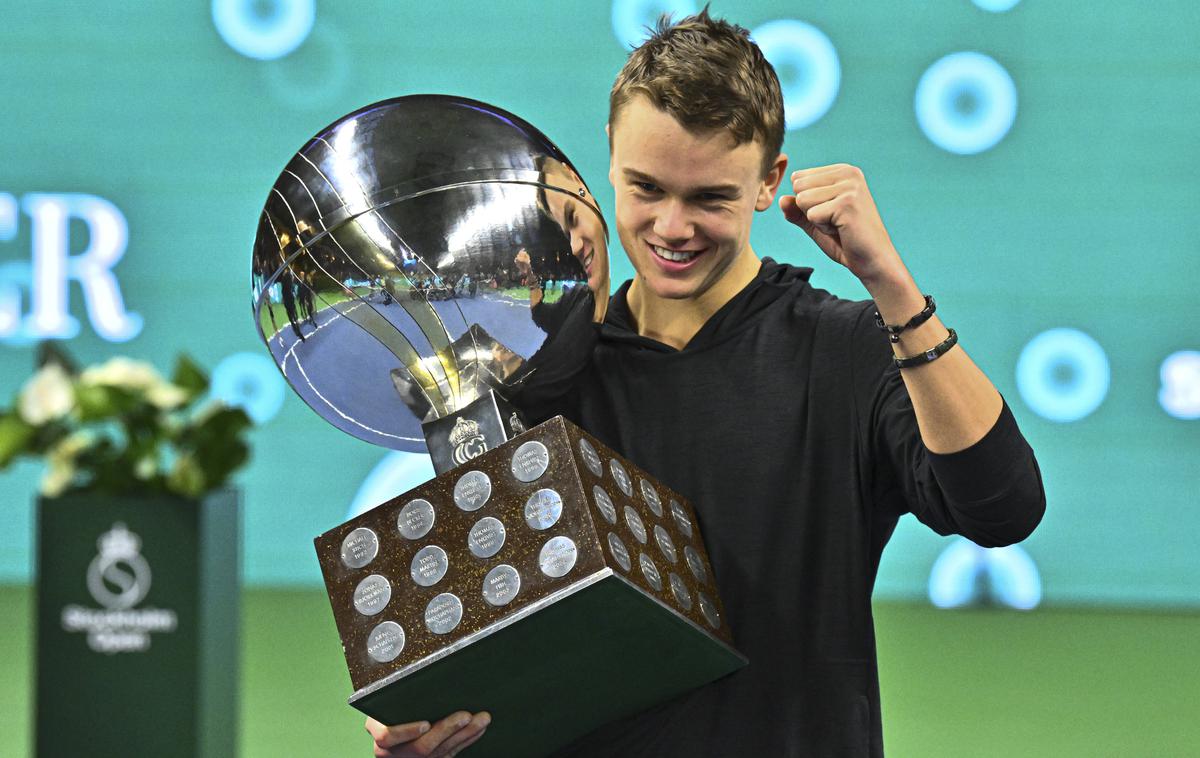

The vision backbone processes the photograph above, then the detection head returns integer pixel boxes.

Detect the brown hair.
[609,6,785,176]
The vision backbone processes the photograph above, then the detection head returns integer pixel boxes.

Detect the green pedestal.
[34,489,240,758]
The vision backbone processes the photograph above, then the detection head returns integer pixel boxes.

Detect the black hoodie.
[543,258,1045,757]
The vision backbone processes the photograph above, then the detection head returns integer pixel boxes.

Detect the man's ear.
[755,152,789,212]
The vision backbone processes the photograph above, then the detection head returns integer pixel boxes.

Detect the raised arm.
[780,163,1002,453]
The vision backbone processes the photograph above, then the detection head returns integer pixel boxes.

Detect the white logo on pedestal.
[86,522,150,609]
[61,522,178,654]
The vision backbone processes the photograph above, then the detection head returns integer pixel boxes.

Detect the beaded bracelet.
[875,294,936,343]
[894,328,958,369]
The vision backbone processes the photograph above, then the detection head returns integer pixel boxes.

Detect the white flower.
[39,431,93,497]
[80,356,188,409]
[80,357,162,390]
[18,364,75,426]
[41,458,74,497]
[146,381,188,410]
[134,454,158,480]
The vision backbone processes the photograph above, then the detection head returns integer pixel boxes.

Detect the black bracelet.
[875,294,936,343]
[894,328,958,369]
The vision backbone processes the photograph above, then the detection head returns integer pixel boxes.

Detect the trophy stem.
[421,390,527,475]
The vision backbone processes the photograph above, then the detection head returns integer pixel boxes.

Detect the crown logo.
[449,417,481,447]
[97,522,141,559]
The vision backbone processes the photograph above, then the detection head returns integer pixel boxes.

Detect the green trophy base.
[354,572,744,756]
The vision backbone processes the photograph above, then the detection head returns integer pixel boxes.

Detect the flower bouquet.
[0,346,252,497]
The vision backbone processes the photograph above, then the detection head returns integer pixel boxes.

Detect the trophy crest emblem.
[449,416,487,465]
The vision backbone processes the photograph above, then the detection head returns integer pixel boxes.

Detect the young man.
[368,10,1044,757]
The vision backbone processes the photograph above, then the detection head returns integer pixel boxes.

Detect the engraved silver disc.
[639,478,663,517]
[468,516,506,559]
[639,552,662,592]
[366,621,405,663]
[670,499,693,539]
[424,592,464,635]
[624,506,647,544]
[340,527,379,569]
[607,532,631,572]
[609,459,633,497]
[669,572,693,610]
[654,524,678,564]
[483,564,521,606]
[511,440,551,482]
[592,485,617,524]
[352,574,392,616]
[524,488,564,531]
[538,535,578,578]
[410,545,449,587]
[397,499,435,540]
[684,545,708,584]
[698,591,721,629]
[578,437,603,477]
[453,470,492,511]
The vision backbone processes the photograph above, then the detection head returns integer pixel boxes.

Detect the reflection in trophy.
[251,96,743,757]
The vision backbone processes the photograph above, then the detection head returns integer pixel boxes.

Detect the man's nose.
[653,198,693,243]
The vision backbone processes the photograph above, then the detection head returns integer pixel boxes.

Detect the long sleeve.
[853,303,1046,547]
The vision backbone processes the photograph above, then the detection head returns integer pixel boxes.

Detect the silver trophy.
[251,96,743,757]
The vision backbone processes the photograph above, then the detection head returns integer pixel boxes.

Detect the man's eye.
[634,182,659,193]
[697,193,727,203]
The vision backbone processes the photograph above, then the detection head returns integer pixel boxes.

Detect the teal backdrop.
[1,1,1196,607]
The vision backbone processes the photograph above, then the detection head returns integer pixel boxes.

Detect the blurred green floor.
[1,585,1196,756]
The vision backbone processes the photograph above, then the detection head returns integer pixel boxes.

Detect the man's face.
[542,175,608,296]
[608,94,783,303]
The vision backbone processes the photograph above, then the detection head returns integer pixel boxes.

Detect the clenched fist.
[778,163,904,286]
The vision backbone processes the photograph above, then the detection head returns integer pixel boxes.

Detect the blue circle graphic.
[347,452,435,520]
[211,351,287,424]
[972,0,1021,11]
[611,0,697,50]
[915,52,1017,155]
[212,0,315,60]
[752,20,840,130]
[1159,350,1200,420]
[1016,328,1110,422]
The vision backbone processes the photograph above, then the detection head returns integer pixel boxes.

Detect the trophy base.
[351,569,745,757]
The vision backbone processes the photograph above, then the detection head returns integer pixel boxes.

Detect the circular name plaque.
[483,564,521,606]
[366,621,405,663]
[670,499,693,539]
[511,440,551,482]
[453,470,492,512]
[592,485,617,524]
[410,545,449,587]
[340,527,379,569]
[397,499,435,540]
[639,552,663,592]
[579,438,603,477]
[539,535,578,578]
[653,524,678,564]
[639,479,663,517]
[669,572,693,611]
[624,506,647,544]
[468,517,507,559]
[524,488,564,531]
[684,545,708,584]
[609,459,633,497]
[424,592,464,635]
[698,591,721,629]
[607,532,631,572]
[352,574,392,616]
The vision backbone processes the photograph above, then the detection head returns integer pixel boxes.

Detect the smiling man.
[367,9,1045,757]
